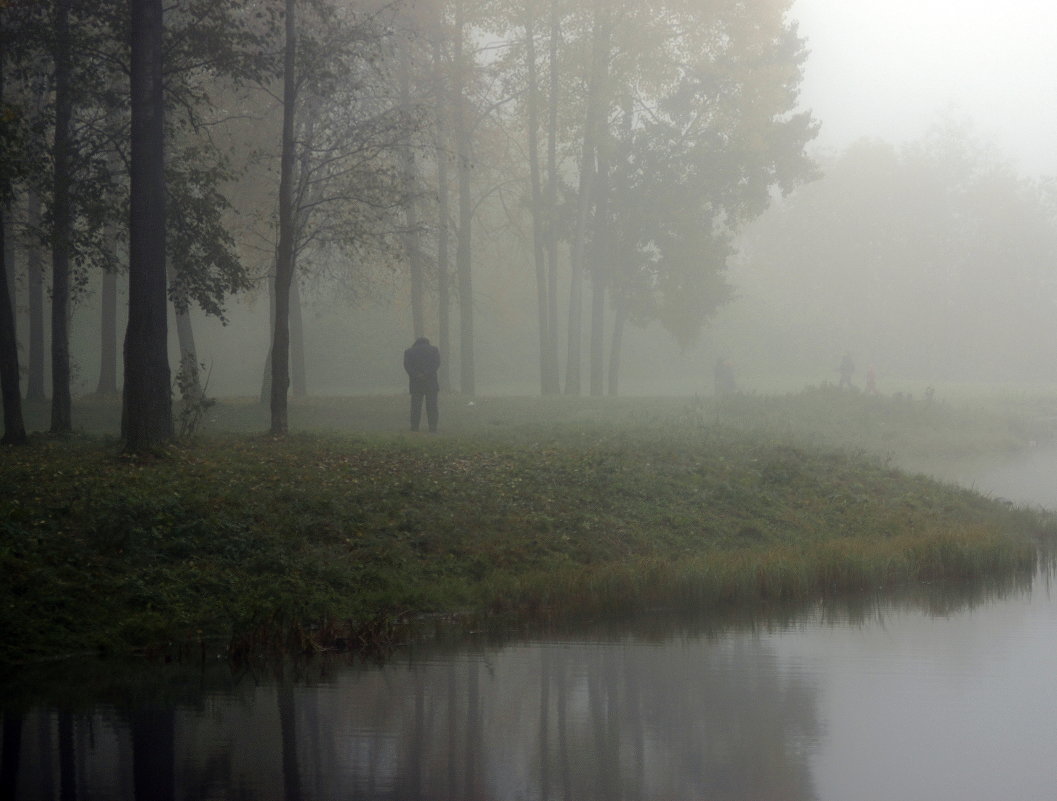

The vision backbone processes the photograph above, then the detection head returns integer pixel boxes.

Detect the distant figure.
[714,358,737,396]
[837,352,855,389]
[403,337,441,432]
[865,365,877,395]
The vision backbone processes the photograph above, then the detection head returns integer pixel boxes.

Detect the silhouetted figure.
[714,358,737,396]
[865,365,877,394]
[837,352,855,389]
[403,337,441,432]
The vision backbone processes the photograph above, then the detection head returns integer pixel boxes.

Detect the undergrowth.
[2,405,1054,665]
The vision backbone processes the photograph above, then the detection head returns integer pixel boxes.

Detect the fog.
[19,0,1057,405]
[792,0,1057,177]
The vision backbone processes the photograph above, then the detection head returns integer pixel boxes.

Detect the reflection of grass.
[2,392,1055,664]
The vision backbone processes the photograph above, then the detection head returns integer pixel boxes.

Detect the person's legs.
[410,393,424,431]
[425,392,438,432]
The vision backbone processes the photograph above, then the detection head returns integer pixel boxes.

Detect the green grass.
[2,390,1055,665]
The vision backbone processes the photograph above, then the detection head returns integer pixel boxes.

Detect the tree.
[730,123,1057,383]
[0,7,28,444]
[452,0,476,396]
[0,205,25,445]
[265,0,406,432]
[593,0,818,390]
[520,0,561,394]
[122,0,172,449]
[270,0,297,435]
[49,0,73,432]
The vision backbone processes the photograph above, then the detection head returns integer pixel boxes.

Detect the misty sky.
[791,0,1057,176]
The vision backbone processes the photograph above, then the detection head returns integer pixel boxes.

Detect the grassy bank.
[3,391,1055,665]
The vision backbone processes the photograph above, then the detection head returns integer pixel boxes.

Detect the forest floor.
[4,387,1057,665]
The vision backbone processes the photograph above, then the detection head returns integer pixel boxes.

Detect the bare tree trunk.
[432,35,452,393]
[545,0,562,392]
[122,0,172,448]
[290,274,306,397]
[25,190,45,402]
[123,0,173,449]
[97,138,123,397]
[525,4,559,395]
[0,22,25,443]
[607,299,625,396]
[399,42,426,339]
[607,97,633,398]
[50,0,73,433]
[270,0,297,435]
[260,271,274,404]
[565,145,588,398]
[0,209,26,444]
[589,274,606,395]
[2,213,14,335]
[589,141,611,397]
[453,0,475,397]
[566,11,610,396]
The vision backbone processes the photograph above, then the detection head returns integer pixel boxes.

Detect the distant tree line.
[0,0,818,448]
[728,121,1057,384]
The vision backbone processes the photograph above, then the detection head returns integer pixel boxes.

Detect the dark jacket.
[404,338,440,394]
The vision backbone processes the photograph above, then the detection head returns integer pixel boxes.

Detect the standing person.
[403,336,441,432]
[714,357,737,396]
[837,352,855,389]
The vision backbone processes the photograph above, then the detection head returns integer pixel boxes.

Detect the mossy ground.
[2,390,1055,665]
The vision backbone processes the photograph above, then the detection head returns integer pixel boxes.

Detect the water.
[5,451,1057,800]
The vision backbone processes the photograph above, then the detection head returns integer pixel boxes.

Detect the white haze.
[792,0,1057,177]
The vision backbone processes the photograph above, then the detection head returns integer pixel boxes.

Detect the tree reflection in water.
[4,572,1038,801]
[0,626,822,800]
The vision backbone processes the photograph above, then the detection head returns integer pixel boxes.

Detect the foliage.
[174,358,214,438]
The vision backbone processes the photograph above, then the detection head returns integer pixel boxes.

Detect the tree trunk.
[0,31,25,445]
[606,96,634,398]
[607,298,625,396]
[524,4,559,395]
[589,273,606,395]
[431,35,452,393]
[0,210,26,445]
[270,0,297,435]
[50,0,73,433]
[399,42,425,338]
[123,0,173,449]
[589,140,611,397]
[2,213,14,335]
[260,271,274,405]
[25,190,45,402]
[290,274,306,397]
[545,0,562,391]
[453,0,474,396]
[565,12,610,396]
[96,267,119,395]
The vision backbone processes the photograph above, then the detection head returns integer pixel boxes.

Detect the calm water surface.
[5,450,1057,801]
